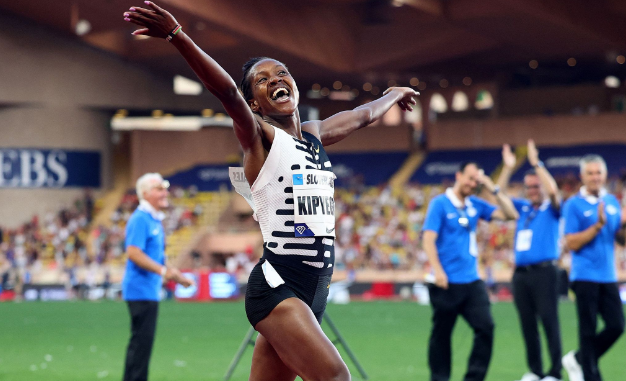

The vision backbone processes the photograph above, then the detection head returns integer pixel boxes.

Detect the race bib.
[292,169,336,237]
[469,231,478,257]
[516,229,533,252]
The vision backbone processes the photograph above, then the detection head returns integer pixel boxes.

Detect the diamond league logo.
[296,226,306,235]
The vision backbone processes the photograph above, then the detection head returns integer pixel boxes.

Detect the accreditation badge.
[469,231,478,257]
[292,169,336,238]
[515,229,533,252]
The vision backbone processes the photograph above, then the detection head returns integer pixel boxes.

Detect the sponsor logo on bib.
[293,169,336,237]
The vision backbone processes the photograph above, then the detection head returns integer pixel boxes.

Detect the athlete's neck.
[263,112,302,140]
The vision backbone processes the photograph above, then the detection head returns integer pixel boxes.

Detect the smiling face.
[143,182,169,211]
[524,174,543,205]
[246,59,299,117]
[455,163,480,198]
[581,161,606,194]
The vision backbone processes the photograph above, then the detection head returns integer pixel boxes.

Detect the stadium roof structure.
[2,0,626,89]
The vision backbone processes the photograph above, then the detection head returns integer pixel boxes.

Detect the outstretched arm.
[311,87,419,146]
[124,2,260,151]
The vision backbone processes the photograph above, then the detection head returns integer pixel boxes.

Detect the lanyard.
[457,207,470,230]
[524,207,539,229]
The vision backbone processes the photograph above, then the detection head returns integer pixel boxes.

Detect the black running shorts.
[245,258,332,328]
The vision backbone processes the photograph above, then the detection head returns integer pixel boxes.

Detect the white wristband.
[160,266,167,277]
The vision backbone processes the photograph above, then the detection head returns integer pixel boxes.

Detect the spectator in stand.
[122,173,194,381]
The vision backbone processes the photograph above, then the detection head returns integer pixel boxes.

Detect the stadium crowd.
[333,174,626,276]
[0,187,202,297]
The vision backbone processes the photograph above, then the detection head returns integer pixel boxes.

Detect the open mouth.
[271,87,291,102]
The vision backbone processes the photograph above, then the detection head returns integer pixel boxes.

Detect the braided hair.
[240,57,272,105]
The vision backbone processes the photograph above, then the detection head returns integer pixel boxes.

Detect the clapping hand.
[597,202,606,228]
[502,144,516,169]
[527,139,540,167]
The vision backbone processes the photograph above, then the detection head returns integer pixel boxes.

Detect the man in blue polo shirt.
[423,161,519,381]
[497,140,562,381]
[122,173,193,381]
[561,155,625,381]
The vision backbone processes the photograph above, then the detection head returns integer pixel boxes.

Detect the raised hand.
[383,87,420,112]
[527,139,540,167]
[502,144,516,169]
[123,1,179,39]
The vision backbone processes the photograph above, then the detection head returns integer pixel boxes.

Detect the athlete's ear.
[250,100,260,113]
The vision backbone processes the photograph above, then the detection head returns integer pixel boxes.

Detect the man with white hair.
[561,155,625,381]
[122,173,193,381]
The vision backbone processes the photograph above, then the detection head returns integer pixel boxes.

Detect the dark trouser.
[512,263,562,379]
[123,301,159,381]
[571,281,625,381]
[428,280,494,381]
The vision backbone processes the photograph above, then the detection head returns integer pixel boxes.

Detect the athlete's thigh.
[249,334,297,381]
[255,297,349,381]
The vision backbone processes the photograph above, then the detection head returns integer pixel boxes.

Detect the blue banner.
[511,144,626,181]
[329,151,408,187]
[166,164,232,191]
[0,148,100,188]
[411,148,502,184]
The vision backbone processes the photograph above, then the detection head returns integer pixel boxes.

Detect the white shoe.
[516,373,540,381]
[540,377,561,381]
[562,350,583,381]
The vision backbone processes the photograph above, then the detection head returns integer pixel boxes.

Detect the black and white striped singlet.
[250,126,335,275]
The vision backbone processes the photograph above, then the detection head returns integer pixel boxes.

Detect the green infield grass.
[0,300,624,380]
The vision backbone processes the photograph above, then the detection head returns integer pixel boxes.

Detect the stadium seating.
[2,158,626,288]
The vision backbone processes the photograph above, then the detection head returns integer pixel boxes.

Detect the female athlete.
[124,3,418,380]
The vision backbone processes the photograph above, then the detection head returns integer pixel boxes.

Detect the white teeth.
[272,87,289,99]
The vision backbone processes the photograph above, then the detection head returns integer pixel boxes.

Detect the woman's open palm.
[123,1,178,39]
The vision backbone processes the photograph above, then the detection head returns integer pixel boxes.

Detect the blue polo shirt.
[563,189,620,283]
[423,189,496,284]
[512,198,560,266]
[122,204,166,301]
